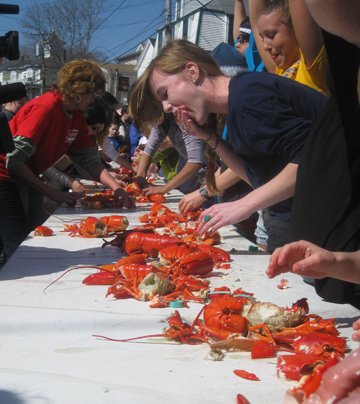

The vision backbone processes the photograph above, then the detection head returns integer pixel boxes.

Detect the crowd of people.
[1,0,359,400]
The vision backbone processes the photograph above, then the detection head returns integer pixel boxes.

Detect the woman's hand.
[49,189,84,205]
[175,106,213,141]
[179,189,205,214]
[353,319,360,342]
[147,163,158,177]
[266,241,337,280]
[69,179,86,193]
[142,183,166,197]
[197,200,252,236]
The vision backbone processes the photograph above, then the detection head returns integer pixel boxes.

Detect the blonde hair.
[52,60,106,100]
[129,39,224,134]
[258,0,293,30]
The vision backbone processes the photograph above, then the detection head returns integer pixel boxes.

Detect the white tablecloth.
[0,189,359,404]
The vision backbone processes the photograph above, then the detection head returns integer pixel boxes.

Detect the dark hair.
[82,98,107,126]
[102,91,118,107]
[121,105,128,114]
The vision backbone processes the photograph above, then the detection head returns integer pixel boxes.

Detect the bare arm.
[289,0,323,67]
[142,162,202,196]
[197,162,298,235]
[233,0,247,42]
[249,0,275,73]
[114,155,134,172]
[178,167,244,214]
[9,165,84,204]
[206,137,251,185]
[303,0,360,48]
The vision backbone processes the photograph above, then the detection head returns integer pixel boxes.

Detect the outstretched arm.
[196,162,297,236]
[179,168,243,214]
[142,162,202,196]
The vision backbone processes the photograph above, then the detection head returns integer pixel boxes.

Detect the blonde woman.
[0,59,134,263]
[129,40,327,252]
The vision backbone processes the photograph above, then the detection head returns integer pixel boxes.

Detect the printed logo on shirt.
[283,59,301,80]
[66,129,79,144]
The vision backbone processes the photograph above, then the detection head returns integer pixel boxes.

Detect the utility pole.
[41,32,46,94]
[165,0,172,44]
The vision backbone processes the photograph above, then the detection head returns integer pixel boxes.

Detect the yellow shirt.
[276,46,329,97]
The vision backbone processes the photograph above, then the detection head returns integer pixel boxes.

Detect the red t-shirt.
[0,91,92,183]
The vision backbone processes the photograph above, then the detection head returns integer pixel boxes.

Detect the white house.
[134,0,247,78]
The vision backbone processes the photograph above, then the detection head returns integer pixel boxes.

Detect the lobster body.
[124,232,183,257]
[203,296,249,339]
[149,194,166,203]
[72,217,108,238]
[100,215,129,231]
[34,226,53,237]
[171,251,214,278]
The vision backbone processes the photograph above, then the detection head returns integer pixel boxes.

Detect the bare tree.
[20,0,108,63]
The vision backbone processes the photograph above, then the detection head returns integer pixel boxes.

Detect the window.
[158,31,163,50]
[176,0,181,20]
[182,19,188,40]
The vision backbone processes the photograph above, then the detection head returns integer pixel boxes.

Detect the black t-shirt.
[227,71,327,220]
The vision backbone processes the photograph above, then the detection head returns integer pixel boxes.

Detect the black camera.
[0,4,22,154]
[0,4,20,61]
[0,31,19,61]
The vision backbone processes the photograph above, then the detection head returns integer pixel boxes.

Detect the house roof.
[96,62,136,73]
[199,0,237,14]
[115,43,147,63]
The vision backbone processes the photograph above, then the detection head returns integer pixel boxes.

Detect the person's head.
[102,91,119,122]
[129,39,224,134]
[120,104,130,123]
[118,144,130,161]
[236,17,251,56]
[82,98,109,148]
[5,96,28,115]
[53,59,106,110]
[108,122,119,138]
[102,91,118,110]
[257,0,300,70]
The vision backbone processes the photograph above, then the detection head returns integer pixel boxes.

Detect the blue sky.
[0,0,171,62]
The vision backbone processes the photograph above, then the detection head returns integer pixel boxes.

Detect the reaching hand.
[50,190,84,205]
[69,179,86,193]
[197,200,251,236]
[353,318,360,342]
[114,188,136,209]
[142,183,166,197]
[266,241,337,280]
[179,190,204,214]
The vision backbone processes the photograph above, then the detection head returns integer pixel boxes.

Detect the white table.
[0,189,359,404]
